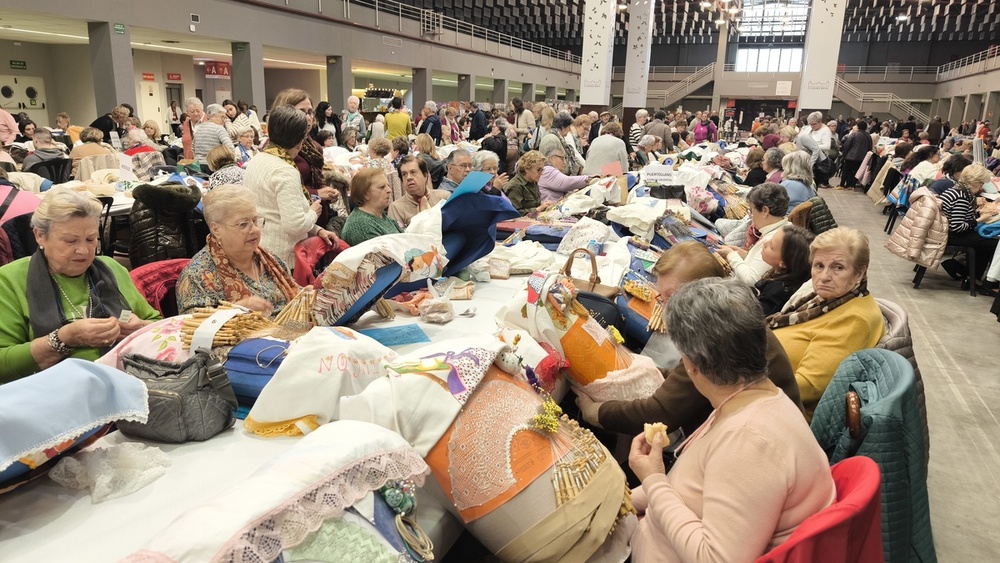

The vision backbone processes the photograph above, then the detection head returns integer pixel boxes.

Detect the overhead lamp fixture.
[896,14,909,21]
[617,3,628,11]
[728,7,738,14]
[700,1,712,9]
[716,18,727,25]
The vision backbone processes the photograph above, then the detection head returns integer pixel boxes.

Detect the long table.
[0,276,530,561]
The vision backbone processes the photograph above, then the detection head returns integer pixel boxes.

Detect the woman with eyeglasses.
[176,184,301,317]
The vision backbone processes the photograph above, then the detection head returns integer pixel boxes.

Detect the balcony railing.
[936,47,1000,81]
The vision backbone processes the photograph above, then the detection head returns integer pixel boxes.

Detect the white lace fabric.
[49,442,170,503]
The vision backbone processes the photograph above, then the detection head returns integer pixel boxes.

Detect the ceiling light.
[896,14,909,21]
[700,1,712,8]
[617,3,628,11]
[728,7,738,14]
[716,18,727,25]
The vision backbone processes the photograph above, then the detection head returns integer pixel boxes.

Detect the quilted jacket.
[806,196,838,235]
[128,183,205,269]
[885,188,948,269]
[811,349,936,563]
[875,298,929,469]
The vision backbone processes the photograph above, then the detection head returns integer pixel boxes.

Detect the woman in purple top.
[537,146,599,203]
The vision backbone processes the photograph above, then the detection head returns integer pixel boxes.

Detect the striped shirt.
[192,122,235,162]
[629,123,644,150]
[938,185,977,233]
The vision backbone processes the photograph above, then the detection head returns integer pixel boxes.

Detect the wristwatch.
[47,329,73,356]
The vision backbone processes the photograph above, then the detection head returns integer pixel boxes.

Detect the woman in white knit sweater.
[243,104,339,265]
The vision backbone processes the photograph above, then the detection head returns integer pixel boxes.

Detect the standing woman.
[630,109,649,151]
[313,101,342,147]
[480,119,510,175]
[839,121,872,191]
[243,104,339,266]
[271,89,335,230]
[511,97,536,148]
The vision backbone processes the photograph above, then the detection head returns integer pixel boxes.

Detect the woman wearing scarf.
[768,227,885,420]
[176,184,300,317]
[0,188,160,383]
[273,91,339,230]
[244,103,339,266]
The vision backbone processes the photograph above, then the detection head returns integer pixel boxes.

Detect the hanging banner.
[579,0,617,105]
[797,0,847,109]
[623,0,655,108]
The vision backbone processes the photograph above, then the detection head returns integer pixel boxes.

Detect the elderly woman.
[539,113,579,175]
[780,151,816,210]
[365,137,403,202]
[582,122,628,175]
[369,114,386,142]
[635,134,657,168]
[193,104,235,162]
[770,227,885,419]
[628,277,834,562]
[236,128,259,164]
[341,126,360,152]
[472,150,510,194]
[630,109,649,149]
[839,121,872,190]
[939,164,998,288]
[0,187,160,383]
[207,145,245,189]
[341,168,402,246]
[504,150,555,215]
[176,184,299,317]
[743,147,768,187]
[142,120,167,147]
[123,128,157,157]
[388,156,450,228]
[481,118,510,175]
[797,111,833,188]
[68,127,115,179]
[243,104,339,265]
[717,183,790,285]
[539,145,596,203]
[578,242,801,440]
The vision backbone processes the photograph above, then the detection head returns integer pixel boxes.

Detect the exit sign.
[9,60,26,70]
[114,23,126,34]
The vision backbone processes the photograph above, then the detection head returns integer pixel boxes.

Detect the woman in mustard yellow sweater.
[768,227,885,419]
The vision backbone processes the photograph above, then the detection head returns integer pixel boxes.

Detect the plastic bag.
[418,279,455,324]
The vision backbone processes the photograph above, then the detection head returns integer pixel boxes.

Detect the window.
[737,0,810,37]
[735,47,803,72]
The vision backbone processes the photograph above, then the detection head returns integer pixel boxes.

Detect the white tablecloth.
[0,276,531,562]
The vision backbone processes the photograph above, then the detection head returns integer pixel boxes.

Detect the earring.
[39,245,44,250]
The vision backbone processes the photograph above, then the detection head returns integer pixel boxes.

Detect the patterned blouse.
[208,164,246,189]
[176,247,293,315]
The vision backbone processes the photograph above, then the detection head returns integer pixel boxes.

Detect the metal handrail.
[612,66,704,74]
[661,63,715,105]
[834,77,929,124]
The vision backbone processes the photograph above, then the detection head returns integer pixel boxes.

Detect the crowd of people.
[0,89,984,561]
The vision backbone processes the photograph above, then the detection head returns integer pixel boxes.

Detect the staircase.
[834,78,930,124]
[658,63,716,108]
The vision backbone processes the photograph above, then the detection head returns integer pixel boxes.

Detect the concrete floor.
[822,186,1000,561]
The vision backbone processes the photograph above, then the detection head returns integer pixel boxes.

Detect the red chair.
[129,258,190,318]
[757,456,884,563]
[293,236,349,287]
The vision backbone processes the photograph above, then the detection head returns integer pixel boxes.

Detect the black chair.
[912,245,977,297]
[991,287,1000,322]
[97,196,114,256]
[0,162,15,173]
[26,158,72,184]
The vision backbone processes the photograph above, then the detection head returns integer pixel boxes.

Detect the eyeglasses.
[550,154,566,160]
[449,162,474,170]
[229,217,265,231]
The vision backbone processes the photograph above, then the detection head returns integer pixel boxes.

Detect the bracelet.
[47,329,73,356]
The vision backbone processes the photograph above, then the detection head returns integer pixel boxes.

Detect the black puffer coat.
[128,183,205,268]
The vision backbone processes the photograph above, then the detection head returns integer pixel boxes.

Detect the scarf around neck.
[766,277,869,329]
[26,250,127,338]
[206,233,299,306]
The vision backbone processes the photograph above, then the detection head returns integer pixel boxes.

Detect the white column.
[623,0,655,108]
[797,0,848,110]
[580,0,617,105]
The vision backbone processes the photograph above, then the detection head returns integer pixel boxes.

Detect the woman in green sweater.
[505,150,555,216]
[341,167,402,246]
[768,227,886,419]
[0,187,161,383]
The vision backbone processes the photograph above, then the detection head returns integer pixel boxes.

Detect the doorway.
[137,81,163,131]
[165,83,183,108]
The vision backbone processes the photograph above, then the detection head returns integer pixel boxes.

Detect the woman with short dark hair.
[341,168,402,245]
[717,182,790,285]
[755,224,815,315]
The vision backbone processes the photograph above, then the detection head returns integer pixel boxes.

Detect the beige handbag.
[560,248,620,299]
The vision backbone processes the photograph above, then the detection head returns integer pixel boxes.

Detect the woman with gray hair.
[417,101,442,145]
[193,103,236,162]
[717,182,790,284]
[538,113,578,175]
[538,145,597,203]
[763,147,785,183]
[635,134,657,167]
[0,187,160,383]
[797,111,833,188]
[628,277,834,562]
[780,150,817,210]
[472,150,510,193]
[630,109,649,150]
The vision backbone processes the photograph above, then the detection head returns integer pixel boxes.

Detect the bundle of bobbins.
[180,302,276,349]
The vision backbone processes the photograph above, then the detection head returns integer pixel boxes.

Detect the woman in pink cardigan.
[628,278,835,563]
[538,146,599,203]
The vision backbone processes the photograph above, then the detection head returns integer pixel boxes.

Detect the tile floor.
[822,187,1000,561]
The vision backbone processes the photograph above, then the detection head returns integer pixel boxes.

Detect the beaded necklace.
[52,274,92,320]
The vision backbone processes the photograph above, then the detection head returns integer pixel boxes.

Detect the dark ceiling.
[401,0,999,52]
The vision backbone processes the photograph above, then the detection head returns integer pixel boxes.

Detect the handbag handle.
[846,390,862,439]
[561,248,601,286]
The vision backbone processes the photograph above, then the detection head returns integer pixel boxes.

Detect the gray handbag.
[117,349,239,443]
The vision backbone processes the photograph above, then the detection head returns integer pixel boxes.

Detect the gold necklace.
[52,275,92,320]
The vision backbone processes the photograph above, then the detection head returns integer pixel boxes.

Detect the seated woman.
[0,187,160,384]
[634,134,656,168]
[340,126,360,152]
[471,150,509,195]
[365,137,402,202]
[717,183,790,285]
[14,119,35,145]
[769,227,886,419]
[388,156,450,228]
[243,104,339,266]
[176,184,299,317]
[68,127,114,179]
[743,146,768,186]
[341,168,402,246]
[780,150,816,210]
[755,224,815,316]
[143,120,168,147]
[207,145,245,189]
[504,150,555,215]
[123,128,157,156]
[578,241,802,440]
[902,144,941,185]
[235,128,259,165]
[938,163,999,290]
[628,277,835,562]
[539,146,597,203]
[928,153,971,195]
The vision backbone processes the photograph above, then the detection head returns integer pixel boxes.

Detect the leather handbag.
[648,184,687,202]
[561,248,620,299]
[117,349,239,443]
[576,291,625,333]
